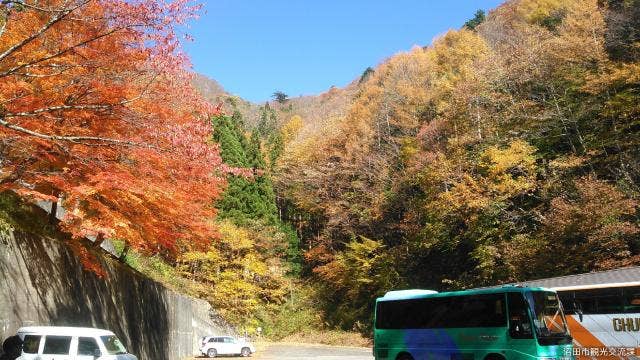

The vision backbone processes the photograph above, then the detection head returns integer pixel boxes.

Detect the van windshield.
[100,335,127,355]
[22,335,41,354]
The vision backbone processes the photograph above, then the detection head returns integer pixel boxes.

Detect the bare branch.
[0,0,90,62]
[1,93,29,105]
[2,0,65,13]
[6,103,113,117]
[0,116,143,147]
[0,27,120,78]
[0,8,7,38]
[12,68,70,77]
[4,92,150,117]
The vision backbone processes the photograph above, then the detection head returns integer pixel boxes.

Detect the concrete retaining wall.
[0,219,233,360]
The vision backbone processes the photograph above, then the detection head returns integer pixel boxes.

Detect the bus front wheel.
[396,353,414,360]
[485,354,506,360]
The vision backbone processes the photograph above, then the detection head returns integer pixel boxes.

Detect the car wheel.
[241,347,251,357]
[207,348,217,358]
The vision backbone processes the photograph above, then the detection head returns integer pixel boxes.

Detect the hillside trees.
[540,178,639,274]
[605,0,640,61]
[212,113,278,223]
[212,111,302,268]
[254,103,286,169]
[314,236,402,330]
[281,115,304,145]
[272,91,289,104]
[464,10,486,30]
[178,220,289,329]
[180,111,302,330]
[0,0,232,270]
[276,0,640,331]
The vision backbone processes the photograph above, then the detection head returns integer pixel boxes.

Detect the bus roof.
[376,286,554,302]
[488,266,640,291]
[379,267,640,303]
[381,289,438,300]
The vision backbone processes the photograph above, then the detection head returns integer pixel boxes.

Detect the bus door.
[507,292,538,359]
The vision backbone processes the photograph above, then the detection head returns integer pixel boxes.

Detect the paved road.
[253,343,373,360]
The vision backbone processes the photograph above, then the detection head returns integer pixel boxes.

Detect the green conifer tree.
[212,114,278,224]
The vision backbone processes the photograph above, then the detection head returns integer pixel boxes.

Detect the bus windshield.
[526,291,569,338]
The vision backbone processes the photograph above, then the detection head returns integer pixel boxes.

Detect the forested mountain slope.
[274,0,640,331]
[192,74,359,137]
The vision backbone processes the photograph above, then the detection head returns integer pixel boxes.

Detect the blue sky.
[184,0,505,103]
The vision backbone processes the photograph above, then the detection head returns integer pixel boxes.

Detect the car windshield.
[525,291,569,337]
[100,335,127,355]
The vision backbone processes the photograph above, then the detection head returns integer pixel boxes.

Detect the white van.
[16,326,138,360]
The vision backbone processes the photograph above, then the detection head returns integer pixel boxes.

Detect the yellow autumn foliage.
[516,0,566,24]
[177,220,288,329]
[481,140,538,198]
[281,115,304,144]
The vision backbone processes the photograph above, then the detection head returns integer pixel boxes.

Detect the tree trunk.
[49,200,59,224]
[119,242,130,262]
[93,232,105,248]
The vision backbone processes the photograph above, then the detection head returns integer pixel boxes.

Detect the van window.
[22,335,41,354]
[100,335,127,355]
[43,336,72,355]
[78,337,100,356]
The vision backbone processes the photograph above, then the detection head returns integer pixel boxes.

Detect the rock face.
[0,221,232,360]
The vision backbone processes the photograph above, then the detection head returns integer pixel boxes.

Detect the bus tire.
[485,353,505,360]
[396,353,414,360]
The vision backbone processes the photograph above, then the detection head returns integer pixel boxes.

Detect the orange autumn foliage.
[0,0,229,267]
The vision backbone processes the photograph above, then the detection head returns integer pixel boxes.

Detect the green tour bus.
[374,287,573,360]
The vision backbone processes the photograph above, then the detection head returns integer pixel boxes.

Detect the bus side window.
[573,288,621,314]
[376,300,420,329]
[508,293,533,339]
[623,287,640,313]
[573,290,596,314]
[448,294,506,328]
[558,293,575,314]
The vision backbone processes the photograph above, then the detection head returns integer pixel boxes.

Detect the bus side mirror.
[94,348,102,359]
[572,302,583,322]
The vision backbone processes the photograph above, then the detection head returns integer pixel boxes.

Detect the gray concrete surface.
[0,202,234,360]
[253,343,374,360]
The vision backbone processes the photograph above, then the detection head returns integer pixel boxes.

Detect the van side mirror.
[94,348,102,359]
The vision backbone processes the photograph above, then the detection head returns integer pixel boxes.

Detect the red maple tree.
[0,0,230,271]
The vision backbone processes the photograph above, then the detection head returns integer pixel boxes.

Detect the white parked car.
[15,326,138,360]
[199,336,255,358]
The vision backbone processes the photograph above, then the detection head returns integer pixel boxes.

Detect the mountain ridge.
[192,72,362,141]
